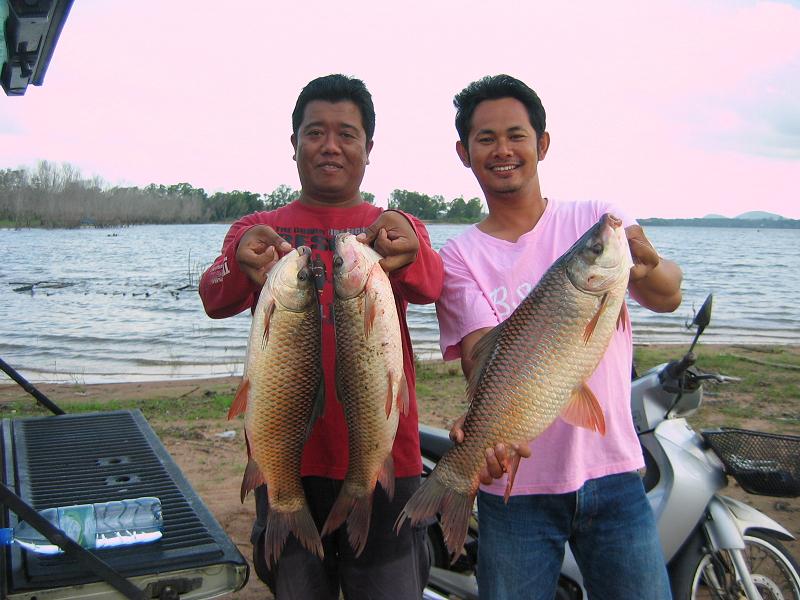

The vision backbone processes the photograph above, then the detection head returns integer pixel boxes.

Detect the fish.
[395,213,632,560]
[227,245,325,565]
[320,232,409,556]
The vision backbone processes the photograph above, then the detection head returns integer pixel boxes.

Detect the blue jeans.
[477,471,671,600]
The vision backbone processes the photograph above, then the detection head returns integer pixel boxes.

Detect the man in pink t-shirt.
[436,75,683,600]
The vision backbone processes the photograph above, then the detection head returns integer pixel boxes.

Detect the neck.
[297,191,363,208]
[479,187,547,242]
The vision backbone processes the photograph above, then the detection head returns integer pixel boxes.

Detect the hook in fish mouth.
[310,255,326,294]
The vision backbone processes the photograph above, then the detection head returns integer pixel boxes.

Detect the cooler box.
[1,409,248,599]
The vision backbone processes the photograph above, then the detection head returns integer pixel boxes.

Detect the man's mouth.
[491,164,518,173]
[318,162,343,170]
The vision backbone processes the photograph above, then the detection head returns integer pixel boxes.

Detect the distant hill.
[641,215,800,229]
[735,211,786,221]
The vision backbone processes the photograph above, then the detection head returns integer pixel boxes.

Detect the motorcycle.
[420,294,800,599]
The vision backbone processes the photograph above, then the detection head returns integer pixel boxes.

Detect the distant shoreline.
[639,217,800,229]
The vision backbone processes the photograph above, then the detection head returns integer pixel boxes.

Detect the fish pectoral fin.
[398,373,410,417]
[560,382,607,435]
[227,378,249,420]
[261,298,276,350]
[617,302,629,332]
[240,457,265,504]
[363,263,384,339]
[583,293,610,344]
[503,452,522,504]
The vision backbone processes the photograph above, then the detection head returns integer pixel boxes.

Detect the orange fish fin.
[617,301,629,332]
[560,382,607,435]
[398,373,410,417]
[322,485,377,556]
[503,453,522,504]
[466,322,506,401]
[227,378,249,420]
[583,293,610,344]
[264,506,323,566]
[239,457,265,503]
[378,454,396,501]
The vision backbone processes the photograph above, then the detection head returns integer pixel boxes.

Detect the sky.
[2,0,799,219]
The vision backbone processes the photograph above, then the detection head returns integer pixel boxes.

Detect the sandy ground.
[2,375,799,599]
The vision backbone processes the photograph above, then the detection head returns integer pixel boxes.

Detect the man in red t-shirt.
[199,74,442,599]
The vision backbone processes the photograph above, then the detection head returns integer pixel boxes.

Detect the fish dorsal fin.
[363,263,383,339]
[227,378,249,420]
[617,301,628,332]
[583,293,609,344]
[466,322,505,401]
[260,297,276,350]
[560,382,607,435]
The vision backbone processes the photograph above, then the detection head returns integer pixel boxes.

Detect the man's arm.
[626,225,683,313]
[198,213,290,318]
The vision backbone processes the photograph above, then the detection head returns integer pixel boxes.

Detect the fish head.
[332,232,381,299]
[565,214,632,295]
[266,246,316,311]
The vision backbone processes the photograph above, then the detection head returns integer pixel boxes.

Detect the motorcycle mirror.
[688,294,713,354]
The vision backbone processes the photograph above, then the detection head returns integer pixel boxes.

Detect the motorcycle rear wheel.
[670,529,800,600]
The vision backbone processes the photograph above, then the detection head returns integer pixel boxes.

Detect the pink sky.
[2,0,799,219]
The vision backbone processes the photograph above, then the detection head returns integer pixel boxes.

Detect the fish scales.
[231,246,324,565]
[397,214,631,560]
[321,233,407,556]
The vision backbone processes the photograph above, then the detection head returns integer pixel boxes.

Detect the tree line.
[0,161,484,228]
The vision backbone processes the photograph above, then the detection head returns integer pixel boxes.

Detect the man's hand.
[236,225,292,286]
[449,413,532,486]
[626,225,660,283]
[356,210,419,273]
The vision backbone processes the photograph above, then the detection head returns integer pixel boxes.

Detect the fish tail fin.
[239,457,264,503]
[320,485,356,539]
[378,454,395,501]
[264,506,324,566]
[395,470,474,563]
[227,378,249,419]
[345,493,374,557]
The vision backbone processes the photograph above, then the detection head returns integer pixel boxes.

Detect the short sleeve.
[435,241,500,361]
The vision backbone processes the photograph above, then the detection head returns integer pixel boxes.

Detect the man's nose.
[320,132,341,153]
[493,137,512,157]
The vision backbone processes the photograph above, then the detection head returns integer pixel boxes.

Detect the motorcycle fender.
[704,496,794,551]
[717,495,794,541]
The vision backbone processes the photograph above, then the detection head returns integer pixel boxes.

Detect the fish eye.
[333,256,344,268]
[591,243,603,255]
[297,270,308,281]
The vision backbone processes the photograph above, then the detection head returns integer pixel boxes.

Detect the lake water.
[1,223,798,384]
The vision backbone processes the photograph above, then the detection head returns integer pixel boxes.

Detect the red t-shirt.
[199,200,443,478]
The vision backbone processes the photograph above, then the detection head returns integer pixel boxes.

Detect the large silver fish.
[320,232,408,556]
[397,214,632,559]
[228,246,324,565]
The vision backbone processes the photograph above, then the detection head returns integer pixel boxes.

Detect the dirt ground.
[1,373,799,599]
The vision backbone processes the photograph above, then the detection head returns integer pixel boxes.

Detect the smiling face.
[456,97,549,202]
[291,100,373,207]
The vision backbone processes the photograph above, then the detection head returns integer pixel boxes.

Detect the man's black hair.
[454,74,546,147]
[292,74,376,143]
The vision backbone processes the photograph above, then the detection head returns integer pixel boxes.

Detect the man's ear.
[456,140,471,167]
[366,139,374,166]
[291,134,297,161]
[537,131,551,161]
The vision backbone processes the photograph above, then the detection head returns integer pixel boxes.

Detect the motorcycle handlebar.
[665,351,697,380]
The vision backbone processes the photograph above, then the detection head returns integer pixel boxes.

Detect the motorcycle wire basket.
[702,427,800,497]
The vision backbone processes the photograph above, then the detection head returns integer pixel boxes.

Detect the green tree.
[388,189,445,220]
[264,184,299,210]
[361,191,375,204]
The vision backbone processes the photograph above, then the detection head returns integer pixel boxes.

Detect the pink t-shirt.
[436,198,644,496]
